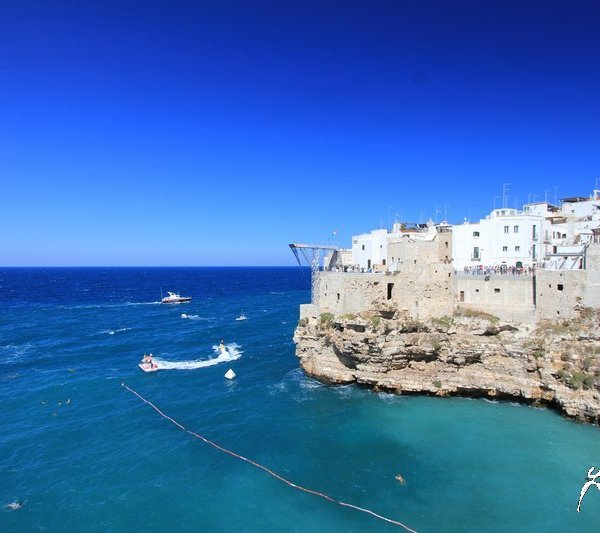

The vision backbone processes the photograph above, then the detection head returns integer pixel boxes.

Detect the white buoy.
[224,369,236,380]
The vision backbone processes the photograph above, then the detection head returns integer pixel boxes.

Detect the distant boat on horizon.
[236,311,247,321]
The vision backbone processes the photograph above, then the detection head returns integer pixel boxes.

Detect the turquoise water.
[1,267,598,532]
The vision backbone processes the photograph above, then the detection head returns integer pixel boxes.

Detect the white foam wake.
[181,313,201,320]
[102,327,133,335]
[152,343,242,370]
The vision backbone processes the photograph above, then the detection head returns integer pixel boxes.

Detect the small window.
[387,283,394,300]
[362,245,365,251]
[514,225,519,233]
[473,231,480,237]
[494,288,500,293]
[337,293,340,301]
[502,246,508,252]
[475,289,479,293]
[515,246,520,252]
[504,226,509,234]
[459,291,465,302]
[382,259,386,266]
[445,241,449,248]
[380,245,383,249]
[557,284,564,291]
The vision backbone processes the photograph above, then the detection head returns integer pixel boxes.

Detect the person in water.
[6,501,23,510]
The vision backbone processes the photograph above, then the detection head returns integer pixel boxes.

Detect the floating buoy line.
[122,382,417,532]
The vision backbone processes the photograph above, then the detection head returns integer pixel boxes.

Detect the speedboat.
[235,312,247,321]
[161,291,192,304]
[139,362,159,373]
[140,355,159,373]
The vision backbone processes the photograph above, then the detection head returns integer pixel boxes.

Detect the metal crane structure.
[289,243,343,305]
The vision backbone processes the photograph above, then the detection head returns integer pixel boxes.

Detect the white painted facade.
[452,208,544,270]
[351,229,388,269]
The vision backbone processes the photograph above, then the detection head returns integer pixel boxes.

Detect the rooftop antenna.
[554,186,557,206]
[435,205,442,224]
[387,206,393,232]
[419,211,427,224]
[444,204,450,223]
[514,196,521,210]
[502,183,511,208]
[493,195,501,210]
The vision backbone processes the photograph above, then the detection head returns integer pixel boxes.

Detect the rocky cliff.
[294,309,600,424]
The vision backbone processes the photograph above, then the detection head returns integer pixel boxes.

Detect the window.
[515,246,520,252]
[494,288,501,293]
[472,246,480,259]
[337,293,340,301]
[459,291,465,302]
[557,284,564,291]
[514,225,519,233]
[361,245,365,250]
[387,283,394,300]
[503,246,508,252]
[382,259,386,266]
[380,245,383,249]
[473,231,480,237]
[532,244,537,259]
[504,226,509,234]
[532,225,537,240]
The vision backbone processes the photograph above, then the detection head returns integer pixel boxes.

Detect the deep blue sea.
[1,267,599,532]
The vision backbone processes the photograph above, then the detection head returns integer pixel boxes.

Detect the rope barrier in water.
[122,382,417,532]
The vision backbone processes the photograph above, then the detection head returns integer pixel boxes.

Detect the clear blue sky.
[1,1,599,266]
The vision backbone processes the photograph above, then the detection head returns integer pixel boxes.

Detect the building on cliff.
[298,190,600,325]
[452,189,600,272]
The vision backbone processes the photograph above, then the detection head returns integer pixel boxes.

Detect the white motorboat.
[139,362,159,373]
[161,291,192,304]
[140,354,159,372]
[235,312,247,321]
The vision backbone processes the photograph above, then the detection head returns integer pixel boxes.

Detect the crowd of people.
[459,264,536,276]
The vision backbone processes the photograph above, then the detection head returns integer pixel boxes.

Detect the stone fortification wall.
[317,264,454,319]
[454,276,535,323]
[388,240,438,267]
[584,244,600,308]
[535,270,586,320]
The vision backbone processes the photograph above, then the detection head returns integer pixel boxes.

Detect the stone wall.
[584,243,600,308]
[454,276,536,323]
[535,270,586,320]
[317,263,454,319]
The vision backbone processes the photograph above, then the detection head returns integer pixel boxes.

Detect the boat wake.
[180,313,202,320]
[152,343,242,370]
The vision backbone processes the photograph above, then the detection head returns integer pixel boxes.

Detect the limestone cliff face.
[294,310,600,424]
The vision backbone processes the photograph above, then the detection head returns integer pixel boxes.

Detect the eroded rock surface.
[294,311,600,424]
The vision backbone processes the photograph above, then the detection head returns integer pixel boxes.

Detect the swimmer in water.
[395,473,406,485]
[6,501,23,510]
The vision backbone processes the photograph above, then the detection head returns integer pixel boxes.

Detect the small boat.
[139,362,159,373]
[140,354,159,373]
[235,312,247,321]
[161,291,192,304]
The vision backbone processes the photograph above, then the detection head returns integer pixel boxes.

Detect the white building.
[452,208,544,270]
[453,190,600,271]
[351,229,388,269]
